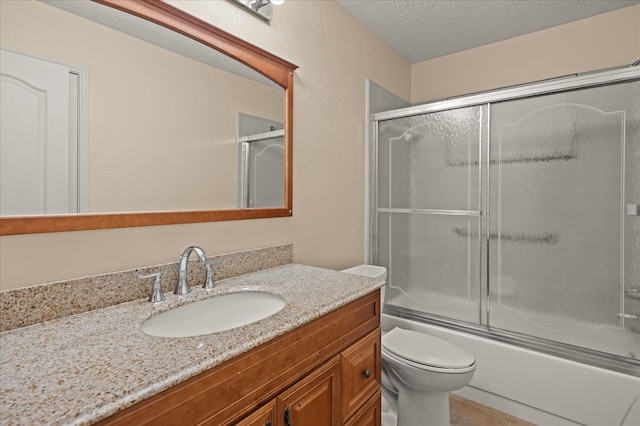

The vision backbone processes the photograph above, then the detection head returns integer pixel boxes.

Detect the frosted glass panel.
[372,73,639,364]
[377,106,484,210]
[380,212,481,324]
[247,136,284,208]
[488,81,640,358]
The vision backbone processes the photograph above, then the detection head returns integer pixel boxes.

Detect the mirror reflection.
[237,113,285,208]
[0,0,285,216]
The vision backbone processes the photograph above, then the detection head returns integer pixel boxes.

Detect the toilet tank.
[341,265,387,306]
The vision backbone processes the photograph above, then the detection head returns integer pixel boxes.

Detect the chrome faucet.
[175,246,209,295]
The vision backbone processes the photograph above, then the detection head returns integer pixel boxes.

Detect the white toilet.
[342,265,476,426]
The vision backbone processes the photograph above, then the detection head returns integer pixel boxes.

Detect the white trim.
[365,80,372,263]
[374,66,640,121]
[1,44,89,213]
[74,69,89,213]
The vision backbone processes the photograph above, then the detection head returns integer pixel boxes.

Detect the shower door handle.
[618,313,639,320]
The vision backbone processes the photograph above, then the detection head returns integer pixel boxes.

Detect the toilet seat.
[382,346,475,374]
[382,327,475,372]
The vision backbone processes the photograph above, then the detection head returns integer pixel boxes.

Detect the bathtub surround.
[0,244,292,332]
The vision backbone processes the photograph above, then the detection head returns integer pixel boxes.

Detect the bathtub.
[385,289,639,359]
[382,313,640,426]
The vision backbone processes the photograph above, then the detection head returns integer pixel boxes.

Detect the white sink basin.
[141,292,285,338]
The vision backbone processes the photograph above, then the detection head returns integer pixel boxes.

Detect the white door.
[1,48,77,215]
[250,141,285,208]
[238,129,285,208]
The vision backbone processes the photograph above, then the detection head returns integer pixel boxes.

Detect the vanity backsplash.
[0,244,292,332]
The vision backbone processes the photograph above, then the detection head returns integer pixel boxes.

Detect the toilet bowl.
[341,265,476,426]
[382,327,476,426]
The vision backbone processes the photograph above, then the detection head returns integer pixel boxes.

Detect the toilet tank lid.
[382,327,475,369]
[341,265,387,279]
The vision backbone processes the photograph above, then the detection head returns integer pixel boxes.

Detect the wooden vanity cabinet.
[97,291,381,426]
[237,331,381,426]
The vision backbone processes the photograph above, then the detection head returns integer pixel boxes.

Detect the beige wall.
[0,0,410,290]
[411,4,640,103]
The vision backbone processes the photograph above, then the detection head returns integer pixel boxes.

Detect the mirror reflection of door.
[237,113,285,208]
[0,48,85,215]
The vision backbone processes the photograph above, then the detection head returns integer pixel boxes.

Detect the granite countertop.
[0,264,383,426]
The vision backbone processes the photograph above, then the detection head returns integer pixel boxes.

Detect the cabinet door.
[236,399,276,426]
[344,390,381,426]
[276,356,341,426]
[341,329,381,423]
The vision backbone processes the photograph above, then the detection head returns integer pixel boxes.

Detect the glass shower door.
[488,80,640,359]
[237,129,285,208]
[376,106,486,324]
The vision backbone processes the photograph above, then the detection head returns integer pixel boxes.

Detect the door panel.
[0,48,74,215]
[277,356,340,426]
[488,81,640,358]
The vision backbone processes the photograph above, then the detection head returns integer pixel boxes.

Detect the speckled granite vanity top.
[0,264,383,426]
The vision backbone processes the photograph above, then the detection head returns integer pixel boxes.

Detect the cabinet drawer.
[344,389,381,426]
[340,328,381,423]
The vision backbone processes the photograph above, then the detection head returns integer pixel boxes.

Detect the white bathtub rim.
[382,313,640,426]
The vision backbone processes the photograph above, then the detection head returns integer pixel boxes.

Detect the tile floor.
[382,392,536,426]
[450,394,536,426]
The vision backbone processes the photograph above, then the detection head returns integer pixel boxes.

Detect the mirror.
[0,0,296,235]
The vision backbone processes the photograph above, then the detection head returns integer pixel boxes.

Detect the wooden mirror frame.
[0,0,297,236]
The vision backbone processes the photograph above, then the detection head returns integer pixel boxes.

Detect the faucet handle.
[139,272,165,303]
[202,259,223,290]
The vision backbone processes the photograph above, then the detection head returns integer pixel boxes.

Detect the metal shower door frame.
[368,64,640,376]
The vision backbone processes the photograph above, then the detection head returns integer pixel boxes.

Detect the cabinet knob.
[266,422,272,426]
[363,369,372,378]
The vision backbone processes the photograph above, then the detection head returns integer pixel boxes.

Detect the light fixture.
[249,0,270,11]
[228,0,284,22]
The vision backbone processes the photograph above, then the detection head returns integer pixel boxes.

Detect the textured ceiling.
[336,0,640,64]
